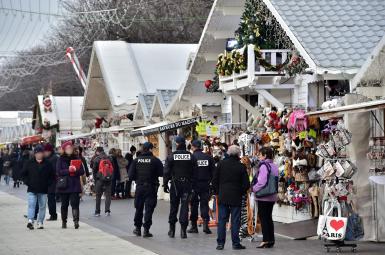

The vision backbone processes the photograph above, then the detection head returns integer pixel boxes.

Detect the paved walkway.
[1,184,385,255]
[0,190,156,255]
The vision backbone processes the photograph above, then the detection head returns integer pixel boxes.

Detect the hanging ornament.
[42,95,53,112]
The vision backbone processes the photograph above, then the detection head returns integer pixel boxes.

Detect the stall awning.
[306,99,385,118]
[130,117,200,137]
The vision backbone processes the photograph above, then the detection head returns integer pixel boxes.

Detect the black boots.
[203,220,212,234]
[72,209,80,229]
[180,225,187,239]
[46,215,57,221]
[133,227,141,236]
[168,223,175,238]
[61,208,68,229]
[143,228,153,238]
[187,221,198,234]
[62,221,67,229]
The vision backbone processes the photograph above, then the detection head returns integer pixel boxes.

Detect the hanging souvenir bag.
[341,160,357,179]
[324,161,335,177]
[308,168,320,181]
[339,129,352,146]
[325,140,336,157]
[332,132,344,149]
[316,144,329,158]
[317,201,348,241]
[345,203,364,241]
[334,161,345,178]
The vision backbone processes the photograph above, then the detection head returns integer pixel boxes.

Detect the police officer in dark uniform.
[188,140,215,234]
[163,136,197,239]
[128,142,163,238]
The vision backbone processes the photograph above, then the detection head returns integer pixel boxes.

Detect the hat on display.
[191,140,202,148]
[143,142,154,150]
[34,145,44,154]
[175,136,186,144]
[44,143,54,152]
[61,141,73,150]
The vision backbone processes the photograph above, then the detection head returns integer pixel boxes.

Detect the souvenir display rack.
[316,119,358,253]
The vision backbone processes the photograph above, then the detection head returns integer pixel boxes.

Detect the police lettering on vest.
[138,158,151,163]
[197,160,209,167]
[173,154,191,160]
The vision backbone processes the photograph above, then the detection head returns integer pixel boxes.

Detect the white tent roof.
[54,97,84,131]
[83,41,197,119]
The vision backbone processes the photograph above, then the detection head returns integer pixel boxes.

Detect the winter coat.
[252,159,279,202]
[14,154,29,181]
[2,155,13,176]
[116,156,129,183]
[21,158,55,194]
[213,156,250,207]
[56,155,85,194]
[46,153,58,193]
[110,155,120,181]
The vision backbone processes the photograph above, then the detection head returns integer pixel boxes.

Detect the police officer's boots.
[168,223,175,238]
[143,228,153,238]
[187,221,198,233]
[203,220,212,234]
[133,227,141,236]
[181,225,187,239]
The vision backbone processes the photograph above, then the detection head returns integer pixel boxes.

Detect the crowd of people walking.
[0,136,279,251]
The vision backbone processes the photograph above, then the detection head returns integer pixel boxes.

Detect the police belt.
[172,177,191,182]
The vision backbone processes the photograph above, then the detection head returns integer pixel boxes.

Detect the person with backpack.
[92,147,113,217]
[56,141,85,229]
[252,147,278,249]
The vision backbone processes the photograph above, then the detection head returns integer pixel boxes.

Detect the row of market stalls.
[24,0,385,242]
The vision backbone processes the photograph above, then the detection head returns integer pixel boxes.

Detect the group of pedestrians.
[7,135,279,251]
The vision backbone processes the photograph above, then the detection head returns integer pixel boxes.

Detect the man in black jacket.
[163,136,197,239]
[188,140,215,235]
[21,145,55,230]
[124,146,136,198]
[44,144,58,221]
[128,142,163,238]
[212,145,250,250]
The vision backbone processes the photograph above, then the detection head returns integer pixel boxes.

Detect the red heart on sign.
[330,219,345,231]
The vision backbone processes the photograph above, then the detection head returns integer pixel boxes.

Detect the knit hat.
[34,145,44,154]
[44,143,54,152]
[61,141,73,150]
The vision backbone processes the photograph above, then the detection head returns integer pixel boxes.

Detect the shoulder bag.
[255,162,278,198]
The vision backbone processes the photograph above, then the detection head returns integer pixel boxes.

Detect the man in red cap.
[44,143,59,221]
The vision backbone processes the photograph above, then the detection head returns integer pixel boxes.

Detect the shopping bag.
[317,214,328,237]
[326,216,347,240]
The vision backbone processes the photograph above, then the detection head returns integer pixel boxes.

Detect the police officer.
[188,140,215,234]
[163,136,197,239]
[128,142,163,238]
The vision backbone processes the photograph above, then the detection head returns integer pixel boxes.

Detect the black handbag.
[57,176,68,190]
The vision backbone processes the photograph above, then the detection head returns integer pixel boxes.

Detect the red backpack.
[98,159,113,182]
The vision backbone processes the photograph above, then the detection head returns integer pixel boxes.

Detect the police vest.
[171,151,193,179]
[194,151,212,182]
[136,156,155,184]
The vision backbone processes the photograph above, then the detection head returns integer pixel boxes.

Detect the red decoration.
[95,118,103,128]
[330,219,345,232]
[21,135,44,145]
[204,80,213,89]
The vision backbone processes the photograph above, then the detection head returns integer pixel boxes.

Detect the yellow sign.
[308,129,317,139]
[196,121,220,137]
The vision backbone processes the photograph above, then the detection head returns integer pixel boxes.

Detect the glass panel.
[265,52,272,64]
[276,52,283,65]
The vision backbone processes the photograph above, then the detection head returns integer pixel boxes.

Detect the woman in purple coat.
[253,147,278,249]
[56,141,84,229]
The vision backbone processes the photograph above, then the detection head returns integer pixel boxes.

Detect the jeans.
[27,192,47,223]
[217,204,241,246]
[95,180,111,214]
[258,201,275,243]
[4,175,10,185]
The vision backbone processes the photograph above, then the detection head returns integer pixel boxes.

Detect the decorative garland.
[205,0,308,92]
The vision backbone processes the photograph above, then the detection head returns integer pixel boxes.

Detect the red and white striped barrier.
[66,47,87,90]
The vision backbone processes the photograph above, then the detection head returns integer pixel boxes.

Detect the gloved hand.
[163,184,170,193]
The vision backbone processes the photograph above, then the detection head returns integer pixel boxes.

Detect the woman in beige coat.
[116,149,129,198]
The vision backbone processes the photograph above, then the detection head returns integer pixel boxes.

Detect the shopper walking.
[125,146,136,198]
[43,144,58,221]
[21,145,55,230]
[116,149,129,198]
[109,148,121,199]
[92,147,113,217]
[213,145,250,250]
[2,149,12,185]
[188,140,215,234]
[164,136,197,239]
[129,142,163,237]
[56,141,85,229]
[252,147,278,248]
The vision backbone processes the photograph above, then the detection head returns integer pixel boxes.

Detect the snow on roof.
[267,0,385,71]
[83,41,197,119]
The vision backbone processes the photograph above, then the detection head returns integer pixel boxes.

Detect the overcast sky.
[0,0,61,54]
